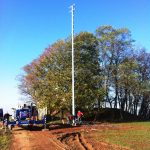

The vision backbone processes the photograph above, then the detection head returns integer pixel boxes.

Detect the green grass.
[117,121,150,127]
[0,129,11,150]
[86,122,150,150]
[101,130,150,149]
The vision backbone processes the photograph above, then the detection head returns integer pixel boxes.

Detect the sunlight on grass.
[102,130,150,150]
[87,122,150,150]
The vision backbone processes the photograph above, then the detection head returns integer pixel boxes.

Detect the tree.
[74,32,103,111]
[19,40,72,114]
[118,57,139,113]
[96,25,134,109]
[135,49,150,118]
[19,32,104,114]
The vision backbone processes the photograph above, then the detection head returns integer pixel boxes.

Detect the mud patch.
[58,132,93,150]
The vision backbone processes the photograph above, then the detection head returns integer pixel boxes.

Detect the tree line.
[18,25,150,119]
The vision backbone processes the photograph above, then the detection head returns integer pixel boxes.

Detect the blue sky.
[0,0,150,113]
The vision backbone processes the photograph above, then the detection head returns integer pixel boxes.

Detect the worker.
[32,108,38,121]
[77,110,83,124]
[3,112,11,128]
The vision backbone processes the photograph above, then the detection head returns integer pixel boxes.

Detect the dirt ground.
[9,123,129,150]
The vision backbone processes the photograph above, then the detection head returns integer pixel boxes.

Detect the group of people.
[66,110,83,125]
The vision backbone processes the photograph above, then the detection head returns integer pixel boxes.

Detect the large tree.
[19,32,103,114]
[74,32,103,111]
[96,25,134,109]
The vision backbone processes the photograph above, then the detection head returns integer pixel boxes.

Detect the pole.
[70,4,75,124]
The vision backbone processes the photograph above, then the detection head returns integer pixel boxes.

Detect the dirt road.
[10,127,66,150]
[10,124,129,150]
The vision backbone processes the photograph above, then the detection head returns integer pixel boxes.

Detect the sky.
[0,0,150,114]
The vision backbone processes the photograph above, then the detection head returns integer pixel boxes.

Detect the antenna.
[70,4,75,124]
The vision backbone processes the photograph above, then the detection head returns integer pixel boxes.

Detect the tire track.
[58,132,93,150]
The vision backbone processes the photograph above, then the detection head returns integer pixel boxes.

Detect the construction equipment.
[4,102,46,130]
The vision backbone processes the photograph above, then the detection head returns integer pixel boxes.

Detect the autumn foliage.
[18,25,150,119]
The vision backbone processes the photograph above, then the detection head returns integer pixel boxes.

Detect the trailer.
[3,103,46,130]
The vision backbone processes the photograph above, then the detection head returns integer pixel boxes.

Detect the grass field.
[0,125,11,150]
[84,122,150,150]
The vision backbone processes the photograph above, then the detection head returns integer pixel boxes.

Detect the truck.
[3,103,46,130]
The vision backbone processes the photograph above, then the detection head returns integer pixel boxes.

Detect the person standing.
[66,111,72,125]
[32,108,38,121]
[3,112,11,128]
[77,110,83,124]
